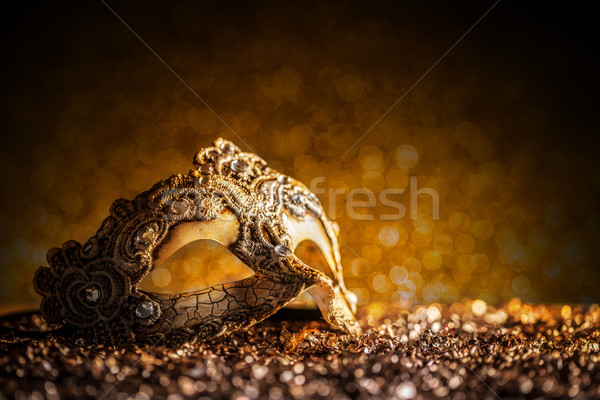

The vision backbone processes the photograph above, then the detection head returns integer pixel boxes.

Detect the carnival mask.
[33,138,361,344]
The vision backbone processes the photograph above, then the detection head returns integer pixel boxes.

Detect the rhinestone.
[220,142,235,153]
[277,175,291,184]
[200,163,213,175]
[291,193,304,204]
[136,226,156,245]
[274,244,292,258]
[231,159,249,173]
[169,198,190,215]
[84,286,100,303]
[199,176,211,187]
[135,301,155,319]
[83,242,93,253]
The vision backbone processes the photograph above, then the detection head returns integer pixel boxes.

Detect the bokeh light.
[0,1,599,310]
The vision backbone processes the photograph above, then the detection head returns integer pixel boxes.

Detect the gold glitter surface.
[0,1,599,310]
[2,300,600,399]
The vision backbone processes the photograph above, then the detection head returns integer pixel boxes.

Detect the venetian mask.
[33,138,361,344]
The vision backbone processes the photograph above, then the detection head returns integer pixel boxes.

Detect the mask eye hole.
[137,239,253,294]
[294,240,335,281]
[285,239,336,309]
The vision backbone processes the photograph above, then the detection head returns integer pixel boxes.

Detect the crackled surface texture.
[1,300,600,399]
[32,138,360,344]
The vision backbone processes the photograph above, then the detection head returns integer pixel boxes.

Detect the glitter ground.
[1,300,599,399]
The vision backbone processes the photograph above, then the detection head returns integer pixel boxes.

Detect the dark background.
[0,1,599,307]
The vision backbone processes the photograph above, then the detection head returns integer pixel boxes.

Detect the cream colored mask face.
[34,138,361,344]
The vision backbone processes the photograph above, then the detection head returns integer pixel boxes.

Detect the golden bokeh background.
[1,1,599,309]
